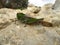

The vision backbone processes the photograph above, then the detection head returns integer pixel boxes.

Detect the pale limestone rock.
[36,3,54,19]
[36,3,55,22]
[53,0,60,10]
[27,6,40,13]
[0,8,18,29]
[0,4,60,45]
[0,20,60,45]
[35,3,60,26]
[21,6,40,18]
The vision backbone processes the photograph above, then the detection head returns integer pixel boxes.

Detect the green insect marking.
[17,13,44,24]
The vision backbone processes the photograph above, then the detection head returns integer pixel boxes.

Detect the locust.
[17,13,44,24]
[17,13,53,27]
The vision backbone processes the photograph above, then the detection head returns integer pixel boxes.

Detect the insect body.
[17,13,44,24]
[17,13,53,27]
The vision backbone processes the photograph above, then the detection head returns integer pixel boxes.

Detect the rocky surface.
[0,4,60,45]
[53,0,60,10]
[0,0,28,9]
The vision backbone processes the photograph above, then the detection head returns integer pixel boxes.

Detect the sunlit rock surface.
[53,0,60,10]
[0,4,60,45]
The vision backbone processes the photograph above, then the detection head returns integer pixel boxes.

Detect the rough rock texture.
[36,3,60,26]
[53,0,60,10]
[0,0,28,9]
[0,4,60,45]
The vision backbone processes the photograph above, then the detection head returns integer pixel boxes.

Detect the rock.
[53,0,60,10]
[0,8,17,29]
[0,4,60,45]
[35,3,60,27]
[0,0,28,9]
[0,20,60,45]
[28,5,41,14]
[36,3,53,19]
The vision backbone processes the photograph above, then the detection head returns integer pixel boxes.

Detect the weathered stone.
[53,0,60,10]
[0,0,28,9]
[0,4,60,45]
[0,8,17,29]
[36,3,60,27]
